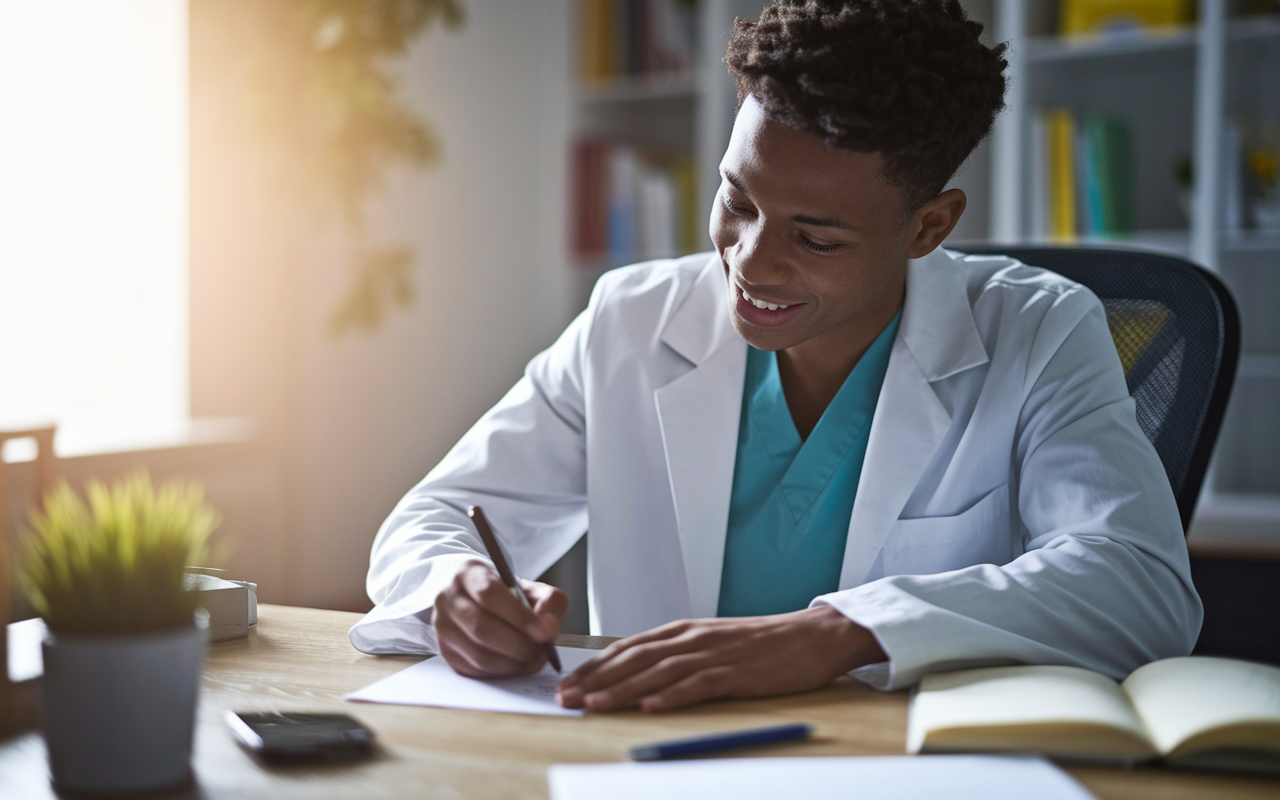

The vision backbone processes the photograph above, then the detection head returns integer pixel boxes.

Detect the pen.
[629,723,814,761]
[468,505,562,673]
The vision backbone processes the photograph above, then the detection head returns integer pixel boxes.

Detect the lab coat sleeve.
[348,284,600,655]
[813,291,1203,690]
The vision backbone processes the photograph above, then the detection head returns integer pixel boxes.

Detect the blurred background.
[1,0,1278,629]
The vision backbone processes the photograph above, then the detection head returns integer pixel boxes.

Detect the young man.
[350,0,1201,712]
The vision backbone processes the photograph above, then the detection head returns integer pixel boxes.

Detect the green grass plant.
[20,472,220,635]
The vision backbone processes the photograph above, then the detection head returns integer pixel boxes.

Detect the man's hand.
[556,606,885,713]
[431,561,569,678]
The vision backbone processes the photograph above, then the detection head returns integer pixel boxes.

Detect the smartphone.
[226,711,376,761]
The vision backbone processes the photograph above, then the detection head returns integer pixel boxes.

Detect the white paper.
[548,756,1097,800]
[7,617,46,682]
[345,647,595,717]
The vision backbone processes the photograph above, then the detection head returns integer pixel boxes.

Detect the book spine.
[579,0,599,83]
[1048,109,1077,241]
[571,140,608,264]
[636,162,678,260]
[608,146,638,267]
[1076,118,1100,237]
[1110,117,1137,235]
[637,0,652,76]
[1086,114,1114,235]
[674,156,698,255]
[596,0,615,83]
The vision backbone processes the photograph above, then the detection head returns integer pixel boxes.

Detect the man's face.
[710,96,915,354]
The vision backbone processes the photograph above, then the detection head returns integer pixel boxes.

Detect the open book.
[908,656,1280,773]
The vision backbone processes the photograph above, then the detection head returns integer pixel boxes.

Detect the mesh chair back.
[957,246,1240,532]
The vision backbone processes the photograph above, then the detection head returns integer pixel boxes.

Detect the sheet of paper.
[548,756,1097,800]
[7,617,45,682]
[345,646,595,717]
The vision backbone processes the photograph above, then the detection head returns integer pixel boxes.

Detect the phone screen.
[227,712,375,760]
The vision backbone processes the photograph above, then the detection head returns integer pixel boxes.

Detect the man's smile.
[734,283,806,328]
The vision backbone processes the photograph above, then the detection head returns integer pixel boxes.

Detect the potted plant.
[19,472,219,794]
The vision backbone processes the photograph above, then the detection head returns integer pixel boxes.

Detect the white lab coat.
[349,248,1202,691]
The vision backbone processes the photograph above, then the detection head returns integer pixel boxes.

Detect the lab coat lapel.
[838,249,989,587]
[654,259,746,618]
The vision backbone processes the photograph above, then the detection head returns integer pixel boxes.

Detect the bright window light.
[0,0,188,458]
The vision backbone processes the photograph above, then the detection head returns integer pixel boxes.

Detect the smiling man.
[350,0,1201,712]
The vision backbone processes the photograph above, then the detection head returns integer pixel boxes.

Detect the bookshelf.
[570,0,767,308]
[991,0,1280,540]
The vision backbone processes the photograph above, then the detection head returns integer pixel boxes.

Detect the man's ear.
[904,188,967,259]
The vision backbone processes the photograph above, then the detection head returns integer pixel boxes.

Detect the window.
[0,0,188,458]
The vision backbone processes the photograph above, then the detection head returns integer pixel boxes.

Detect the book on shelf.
[1031,108,1135,242]
[579,0,698,85]
[908,656,1280,773]
[572,138,699,268]
[1059,0,1194,37]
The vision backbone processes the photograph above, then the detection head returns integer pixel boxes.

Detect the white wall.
[292,0,575,610]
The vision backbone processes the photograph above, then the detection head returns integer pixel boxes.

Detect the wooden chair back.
[0,426,58,737]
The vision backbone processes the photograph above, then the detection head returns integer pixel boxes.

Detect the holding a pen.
[428,507,570,679]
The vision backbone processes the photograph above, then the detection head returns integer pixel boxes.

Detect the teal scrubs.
[717,310,902,617]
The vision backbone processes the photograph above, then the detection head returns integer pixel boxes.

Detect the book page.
[909,665,1154,759]
[1122,656,1280,758]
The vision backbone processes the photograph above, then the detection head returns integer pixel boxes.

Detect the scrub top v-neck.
[717,310,902,618]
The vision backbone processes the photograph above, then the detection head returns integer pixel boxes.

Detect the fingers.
[436,621,545,678]
[579,650,729,712]
[562,620,692,688]
[559,624,715,710]
[462,566,545,641]
[559,610,873,714]
[521,580,569,641]
[639,665,737,713]
[431,563,548,678]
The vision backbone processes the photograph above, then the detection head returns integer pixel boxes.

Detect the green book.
[1107,117,1136,234]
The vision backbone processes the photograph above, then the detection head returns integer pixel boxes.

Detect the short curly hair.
[726,0,1007,210]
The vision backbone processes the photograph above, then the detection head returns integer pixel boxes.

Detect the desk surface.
[3,604,1279,799]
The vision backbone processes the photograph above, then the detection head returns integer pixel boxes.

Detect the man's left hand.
[555,606,886,713]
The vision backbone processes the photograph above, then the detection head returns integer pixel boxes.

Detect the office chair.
[956,245,1240,533]
[955,245,1280,666]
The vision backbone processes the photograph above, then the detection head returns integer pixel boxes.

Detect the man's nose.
[733,226,787,287]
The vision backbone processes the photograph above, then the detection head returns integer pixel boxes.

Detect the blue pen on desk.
[629,723,814,761]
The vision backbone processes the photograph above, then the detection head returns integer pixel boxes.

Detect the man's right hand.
[430,561,569,678]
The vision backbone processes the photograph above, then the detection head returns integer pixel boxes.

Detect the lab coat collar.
[656,254,746,618]
[901,248,990,381]
[659,253,738,366]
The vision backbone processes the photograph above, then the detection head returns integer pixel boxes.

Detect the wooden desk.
[2,604,1278,799]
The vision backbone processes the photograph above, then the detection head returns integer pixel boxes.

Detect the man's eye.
[800,234,840,253]
[722,195,752,216]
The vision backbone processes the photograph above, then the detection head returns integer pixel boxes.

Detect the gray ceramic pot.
[41,621,206,794]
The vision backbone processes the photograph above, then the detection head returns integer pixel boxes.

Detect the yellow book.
[673,157,699,255]
[579,0,613,84]
[1047,110,1077,242]
[1060,0,1194,36]
[908,657,1280,772]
